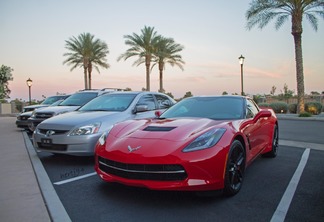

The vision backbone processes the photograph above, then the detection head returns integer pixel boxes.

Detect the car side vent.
[143,126,176,132]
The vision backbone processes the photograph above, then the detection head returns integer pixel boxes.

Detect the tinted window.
[79,93,137,111]
[246,99,259,118]
[136,94,156,111]
[161,97,244,120]
[154,94,173,109]
[59,92,97,106]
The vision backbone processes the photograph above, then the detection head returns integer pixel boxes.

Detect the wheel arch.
[232,135,247,159]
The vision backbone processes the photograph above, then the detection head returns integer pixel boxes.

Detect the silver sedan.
[33,91,175,155]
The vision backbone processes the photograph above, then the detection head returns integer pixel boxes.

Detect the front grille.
[38,129,69,135]
[37,143,67,151]
[35,113,53,119]
[98,156,187,181]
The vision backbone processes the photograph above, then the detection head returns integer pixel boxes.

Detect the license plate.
[41,138,52,145]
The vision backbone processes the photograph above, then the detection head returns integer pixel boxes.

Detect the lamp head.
[238,55,245,65]
[26,78,33,87]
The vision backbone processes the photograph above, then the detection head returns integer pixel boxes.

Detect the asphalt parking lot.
[36,145,324,222]
[1,116,324,222]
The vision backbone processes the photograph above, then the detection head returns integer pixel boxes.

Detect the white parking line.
[54,172,97,185]
[270,148,310,222]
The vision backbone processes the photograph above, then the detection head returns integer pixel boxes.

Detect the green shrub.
[305,102,322,115]
[258,103,270,108]
[269,102,288,113]
[299,112,312,117]
[288,103,297,114]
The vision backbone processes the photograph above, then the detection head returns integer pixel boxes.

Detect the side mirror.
[255,110,272,120]
[133,105,149,113]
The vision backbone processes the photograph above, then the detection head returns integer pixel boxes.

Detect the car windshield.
[79,93,137,112]
[49,99,64,106]
[160,97,244,120]
[41,96,66,105]
[59,92,97,106]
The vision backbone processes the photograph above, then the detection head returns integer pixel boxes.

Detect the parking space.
[35,144,324,222]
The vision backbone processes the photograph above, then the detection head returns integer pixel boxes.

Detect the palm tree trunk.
[292,33,305,114]
[83,67,88,90]
[159,62,164,92]
[88,63,92,89]
[145,56,151,91]
[145,64,150,91]
[159,69,163,92]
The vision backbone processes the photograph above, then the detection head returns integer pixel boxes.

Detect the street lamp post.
[26,78,33,105]
[238,55,245,96]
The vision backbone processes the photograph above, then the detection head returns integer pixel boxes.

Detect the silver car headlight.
[183,128,226,152]
[69,122,101,136]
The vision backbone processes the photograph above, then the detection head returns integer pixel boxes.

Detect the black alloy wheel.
[223,140,245,196]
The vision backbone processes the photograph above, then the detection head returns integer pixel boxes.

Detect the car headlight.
[183,128,226,152]
[69,122,101,136]
[31,111,36,118]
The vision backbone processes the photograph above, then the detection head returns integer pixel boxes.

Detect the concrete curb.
[23,132,71,222]
[276,114,324,122]
[279,140,324,151]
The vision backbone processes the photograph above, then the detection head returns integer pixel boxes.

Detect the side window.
[246,99,259,118]
[136,94,156,111]
[154,94,173,109]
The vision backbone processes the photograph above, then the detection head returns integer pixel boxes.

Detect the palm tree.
[117,26,161,91]
[87,39,110,89]
[246,0,324,114]
[63,33,109,89]
[151,37,185,92]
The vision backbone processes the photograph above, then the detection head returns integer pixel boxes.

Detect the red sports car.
[95,96,278,196]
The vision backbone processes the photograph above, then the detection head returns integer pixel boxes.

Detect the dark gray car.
[16,95,69,130]
[33,91,175,156]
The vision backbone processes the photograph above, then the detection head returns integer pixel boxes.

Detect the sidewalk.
[0,117,51,222]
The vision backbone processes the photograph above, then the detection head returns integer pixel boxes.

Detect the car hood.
[38,111,121,129]
[19,111,33,117]
[35,106,79,114]
[101,118,232,160]
[24,104,47,109]
[113,118,229,142]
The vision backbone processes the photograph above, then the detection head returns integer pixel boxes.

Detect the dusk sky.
[1,0,323,100]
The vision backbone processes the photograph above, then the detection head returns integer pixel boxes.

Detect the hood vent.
[143,126,176,132]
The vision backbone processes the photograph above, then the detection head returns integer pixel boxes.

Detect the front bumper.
[16,119,29,129]
[28,118,46,132]
[33,131,102,156]
[95,146,228,191]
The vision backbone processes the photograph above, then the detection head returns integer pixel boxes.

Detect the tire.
[262,125,278,158]
[223,140,245,196]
